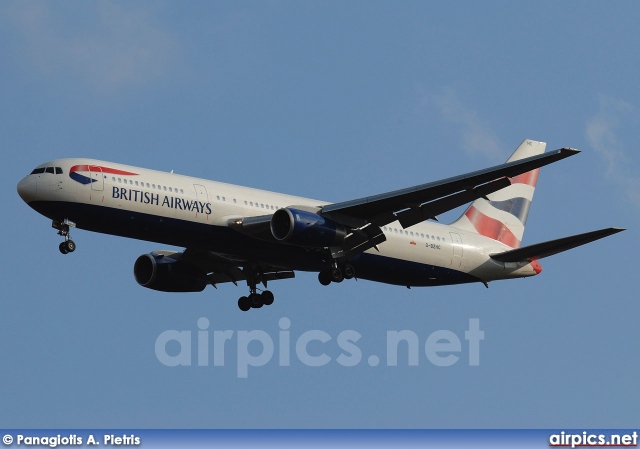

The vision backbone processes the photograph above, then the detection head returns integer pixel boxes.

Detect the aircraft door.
[89,166,104,191]
[193,184,210,219]
[450,232,464,268]
[450,232,463,257]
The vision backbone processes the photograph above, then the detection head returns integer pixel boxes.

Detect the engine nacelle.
[133,252,207,293]
[270,207,347,247]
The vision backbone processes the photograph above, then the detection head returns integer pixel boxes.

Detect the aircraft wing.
[489,228,625,263]
[320,148,579,260]
[320,148,579,228]
[180,248,295,288]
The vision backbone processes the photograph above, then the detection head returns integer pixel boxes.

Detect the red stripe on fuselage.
[70,165,138,176]
[465,206,521,248]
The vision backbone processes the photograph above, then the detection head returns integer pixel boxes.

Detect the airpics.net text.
[155,318,484,378]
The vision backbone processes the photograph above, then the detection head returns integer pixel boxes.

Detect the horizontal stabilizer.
[490,227,625,263]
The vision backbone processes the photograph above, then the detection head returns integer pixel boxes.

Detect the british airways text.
[112,187,212,214]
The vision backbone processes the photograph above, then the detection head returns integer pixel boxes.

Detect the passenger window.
[135,181,139,186]
[169,187,172,192]
[55,167,63,174]
[118,178,122,183]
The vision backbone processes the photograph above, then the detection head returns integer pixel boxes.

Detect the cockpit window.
[30,166,63,175]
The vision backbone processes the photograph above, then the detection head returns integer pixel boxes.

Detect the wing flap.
[207,269,294,286]
[330,224,386,260]
[490,227,625,262]
[181,248,295,287]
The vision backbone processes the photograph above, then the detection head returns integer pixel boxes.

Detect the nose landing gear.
[53,219,76,254]
[59,240,76,254]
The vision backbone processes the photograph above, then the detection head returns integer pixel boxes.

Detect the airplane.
[17,139,624,311]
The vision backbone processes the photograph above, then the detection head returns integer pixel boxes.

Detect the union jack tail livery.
[451,139,546,248]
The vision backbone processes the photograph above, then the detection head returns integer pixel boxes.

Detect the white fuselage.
[17,158,540,288]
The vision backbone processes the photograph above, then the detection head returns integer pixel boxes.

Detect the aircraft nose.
[17,176,37,203]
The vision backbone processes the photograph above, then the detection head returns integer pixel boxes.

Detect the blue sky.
[1,1,638,428]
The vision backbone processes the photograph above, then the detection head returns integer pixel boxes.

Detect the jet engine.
[133,251,207,292]
[270,207,347,247]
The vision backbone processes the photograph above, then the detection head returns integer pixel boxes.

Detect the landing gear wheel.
[249,293,263,308]
[65,240,76,253]
[53,219,76,255]
[238,296,251,312]
[261,290,274,306]
[330,267,344,283]
[343,264,355,280]
[318,270,332,286]
[239,265,277,311]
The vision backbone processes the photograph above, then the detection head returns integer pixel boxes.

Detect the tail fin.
[450,139,546,248]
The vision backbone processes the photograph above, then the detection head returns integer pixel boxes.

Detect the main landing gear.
[318,263,355,286]
[237,290,274,312]
[237,265,275,312]
[53,219,76,254]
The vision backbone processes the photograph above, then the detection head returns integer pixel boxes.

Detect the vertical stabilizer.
[450,139,546,248]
